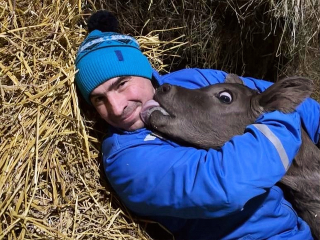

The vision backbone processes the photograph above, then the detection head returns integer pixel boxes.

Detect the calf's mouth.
[140,99,170,125]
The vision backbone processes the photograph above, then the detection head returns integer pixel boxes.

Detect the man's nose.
[107,94,126,117]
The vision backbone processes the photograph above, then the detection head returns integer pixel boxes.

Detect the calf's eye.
[218,91,232,103]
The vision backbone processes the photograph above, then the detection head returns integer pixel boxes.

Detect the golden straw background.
[0,0,319,239]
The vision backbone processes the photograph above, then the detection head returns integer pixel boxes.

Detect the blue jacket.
[102,69,320,240]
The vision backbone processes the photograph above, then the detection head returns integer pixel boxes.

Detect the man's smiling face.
[90,76,155,131]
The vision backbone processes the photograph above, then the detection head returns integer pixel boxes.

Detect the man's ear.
[254,77,313,113]
[76,85,99,119]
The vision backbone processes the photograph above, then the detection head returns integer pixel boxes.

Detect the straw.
[0,1,319,239]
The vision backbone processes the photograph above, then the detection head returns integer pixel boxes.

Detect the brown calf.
[144,74,319,239]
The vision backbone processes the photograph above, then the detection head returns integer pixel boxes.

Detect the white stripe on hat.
[79,35,139,53]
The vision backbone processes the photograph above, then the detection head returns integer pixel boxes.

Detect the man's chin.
[125,119,145,131]
[109,118,145,131]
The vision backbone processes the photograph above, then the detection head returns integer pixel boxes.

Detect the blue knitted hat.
[75,30,153,103]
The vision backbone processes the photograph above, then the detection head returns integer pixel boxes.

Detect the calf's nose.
[159,83,171,93]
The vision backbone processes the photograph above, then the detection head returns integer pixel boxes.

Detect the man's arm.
[103,110,302,219]
[239,75,320,144]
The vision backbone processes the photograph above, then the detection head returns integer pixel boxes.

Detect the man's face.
[90,76,155,131]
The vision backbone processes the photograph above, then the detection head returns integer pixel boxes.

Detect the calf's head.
[143,74,312,149]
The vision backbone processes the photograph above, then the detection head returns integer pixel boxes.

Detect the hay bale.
[98,0,320,97]
[1,0,319,239]
[0,1,170,239]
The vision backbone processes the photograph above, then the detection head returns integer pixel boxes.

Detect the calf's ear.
[225,74,244,85]
[255,77,313,113]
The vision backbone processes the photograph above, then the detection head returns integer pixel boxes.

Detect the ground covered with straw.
[0,0,319,239]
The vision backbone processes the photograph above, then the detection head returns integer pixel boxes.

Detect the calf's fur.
[148,74,320,239]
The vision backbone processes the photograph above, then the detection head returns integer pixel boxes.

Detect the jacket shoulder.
[154,68,227,88]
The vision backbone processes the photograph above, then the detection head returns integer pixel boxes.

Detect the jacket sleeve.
[104,111,302,219]
[197,69,319,144]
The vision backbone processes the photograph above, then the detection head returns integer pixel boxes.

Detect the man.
[75,11,320,240]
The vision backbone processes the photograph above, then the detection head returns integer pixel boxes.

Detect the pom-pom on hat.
[75,10,153,103]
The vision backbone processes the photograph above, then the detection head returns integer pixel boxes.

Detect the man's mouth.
[140,100,169,125]
[124,105,141,120]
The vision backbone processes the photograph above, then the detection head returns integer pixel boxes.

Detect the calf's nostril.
[161,84,171,93]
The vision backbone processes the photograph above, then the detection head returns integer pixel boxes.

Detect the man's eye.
[218,91,232,103]
[94,97,104,103]
[119,81,127,87]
